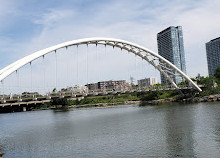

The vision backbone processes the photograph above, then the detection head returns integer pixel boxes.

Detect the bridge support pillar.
[23,107,26,112]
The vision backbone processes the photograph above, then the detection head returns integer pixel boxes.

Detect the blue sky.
[0,0,220,82]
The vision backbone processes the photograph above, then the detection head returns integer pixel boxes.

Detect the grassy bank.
[48,91,181,108]
[19,88,220,112]
[68,93,139,105]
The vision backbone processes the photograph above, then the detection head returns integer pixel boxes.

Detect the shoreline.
[69,100,141,108]
[2,94,220,113]
[44,101,142,110]
[180,94,220,103]
[33,94,220,111]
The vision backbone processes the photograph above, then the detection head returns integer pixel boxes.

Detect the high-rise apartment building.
[157,26,186,84]
[137,78,157,88]
[206,37,220,76]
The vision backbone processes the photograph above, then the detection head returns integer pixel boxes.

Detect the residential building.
[157,26,186,84]
[61,85,88,93]
[98,80,126,91]
[70,85,88,93]
[85,83,98,92]
[206,37,220,76]
[138,78,157,88]
[86,80,129,92]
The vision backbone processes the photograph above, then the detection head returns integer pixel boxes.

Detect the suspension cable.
[104,44,107,82]
[142,58,144,78]
[30,62,33,97]
[86,44,89,84]
[77,45,79,86]
[135,54,137,84]
[55,51,57,92]
[1,80,4,100]
[96,44,98,82]
[42,55,46,95]
[66,48,69,88]
[16,70,19,96]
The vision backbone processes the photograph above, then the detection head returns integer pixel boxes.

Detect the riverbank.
[143,94,220,105]
[2,91,220,114]
[181,94,220,103]
[54,98,177,109]
[33,94,220,111]
[140,94,220,105]
[38,101,141,110]
[69,100,141,108]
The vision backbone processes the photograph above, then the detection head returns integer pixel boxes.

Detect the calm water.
[1,102,220,158]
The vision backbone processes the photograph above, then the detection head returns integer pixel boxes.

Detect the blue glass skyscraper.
[157,26,186,84]
[206,37,220,76]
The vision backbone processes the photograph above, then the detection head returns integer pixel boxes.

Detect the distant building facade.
[86,80,129,92]
[206,37,220,76]
[66,85,88,93]
[98,80,126,91]
[86,83,98,92]
[157,26,186,84]
[137,78,157,88]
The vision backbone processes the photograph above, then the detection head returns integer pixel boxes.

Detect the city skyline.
[0,0,220,80]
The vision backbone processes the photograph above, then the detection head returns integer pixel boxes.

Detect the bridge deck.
[0,100,50,107]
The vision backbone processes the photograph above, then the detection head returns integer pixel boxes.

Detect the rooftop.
[210,37,220,42]
[157,26,181,35]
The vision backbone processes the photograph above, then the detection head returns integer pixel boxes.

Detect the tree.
[52,98,69,107]
[139,91,160,101]
[190,78,196,81]
[195,73,202,81]
[178,80,189,86]
[61,88,68,92]
[200,76,215,88]
[214,66,220,81]
[52,88,57,93]
[194,73,216,88]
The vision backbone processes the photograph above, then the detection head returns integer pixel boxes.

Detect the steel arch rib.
[0,37,202,91]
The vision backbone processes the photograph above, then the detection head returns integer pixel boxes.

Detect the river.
[0,102,220,157]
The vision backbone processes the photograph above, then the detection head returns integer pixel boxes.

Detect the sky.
[0,0,220,92]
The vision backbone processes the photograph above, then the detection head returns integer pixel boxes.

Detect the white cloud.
[33,9,76,26]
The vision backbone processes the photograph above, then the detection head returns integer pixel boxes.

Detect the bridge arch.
[0,37,201,91]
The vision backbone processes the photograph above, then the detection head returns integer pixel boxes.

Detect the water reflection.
[215,126,220,148]
[205,103,220,149]
[163,103,197,157]
[193,102,220,157]
[1,103,220,157]
[52,107,71,113]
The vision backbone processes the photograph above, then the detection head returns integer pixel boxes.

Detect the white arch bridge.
[0,37,201,103]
